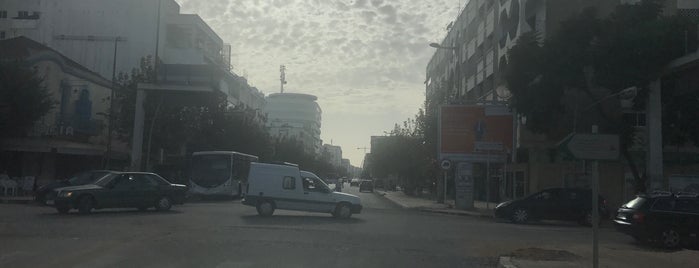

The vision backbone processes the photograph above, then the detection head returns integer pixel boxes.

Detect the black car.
[35,170,115,205]
[494,188,609,225]
[47,172,187,214]
[613,192,699,248]
[359,180,374,192]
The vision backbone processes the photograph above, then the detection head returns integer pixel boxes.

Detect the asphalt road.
[1,187,697,268]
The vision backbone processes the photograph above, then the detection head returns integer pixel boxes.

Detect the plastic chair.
[21,176,35,196]
[0,178,18,196]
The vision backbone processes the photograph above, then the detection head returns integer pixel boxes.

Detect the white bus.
[189,151,259,197]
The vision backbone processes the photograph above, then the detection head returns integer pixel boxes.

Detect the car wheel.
[334,203,352,219]
[511,208,529,224]
[256,200,275,217]
[78,196,94,215]
[155,196,172,211]
[56,206,70,214]
[658,228,681,249]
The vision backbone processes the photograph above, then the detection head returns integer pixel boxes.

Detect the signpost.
[558,132,619,268]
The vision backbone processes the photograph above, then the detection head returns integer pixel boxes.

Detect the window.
[18,11,29,18]
[282,176,296,190]
[134,174,159,187]
[651,198,674,211]
[302,177,316,190]
[0,10,7,19]
[674,199,699,213]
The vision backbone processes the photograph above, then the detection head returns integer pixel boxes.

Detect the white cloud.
[175,0,458,165]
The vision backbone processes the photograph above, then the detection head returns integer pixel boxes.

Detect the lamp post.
[573,86,638,133]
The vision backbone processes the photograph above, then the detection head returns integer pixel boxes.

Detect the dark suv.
[494,188,609,225]
[613,192,699,248]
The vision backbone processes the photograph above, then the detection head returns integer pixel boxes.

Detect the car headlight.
[59,191,73,198]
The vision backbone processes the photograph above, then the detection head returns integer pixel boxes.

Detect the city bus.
[189,151,259,198]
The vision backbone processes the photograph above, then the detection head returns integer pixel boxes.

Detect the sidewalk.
[376,189,497,217]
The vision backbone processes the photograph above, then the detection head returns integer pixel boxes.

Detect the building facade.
[0,37,128,186]
[0,0,263,113]
[425,0,695,209]
[265,93,322,154]
[322,144,342,168]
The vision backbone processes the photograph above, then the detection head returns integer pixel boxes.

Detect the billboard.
[439,105,513,159]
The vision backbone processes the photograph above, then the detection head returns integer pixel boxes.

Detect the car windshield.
[4,0,699,267]
[623,196,647,209]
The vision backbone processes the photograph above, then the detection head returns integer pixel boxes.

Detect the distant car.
[35,170,115,205]
[350,178,360,187]
[494,188,609,225]
[46,172,187,214]
[614,192,699,248]
[359,180,374,192]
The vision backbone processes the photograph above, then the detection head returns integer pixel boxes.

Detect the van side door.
[275,175,301,211]
[301,176,334,213]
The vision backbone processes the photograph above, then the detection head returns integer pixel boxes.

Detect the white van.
[242,162,362,218]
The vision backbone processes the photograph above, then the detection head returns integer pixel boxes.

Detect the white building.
[265,93,322,154]
[0,37,128,185]
[0,0,264,113]
[322,144,342,168]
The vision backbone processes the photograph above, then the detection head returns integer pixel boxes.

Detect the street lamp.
[573,86,638,133]
[429,43,457,50]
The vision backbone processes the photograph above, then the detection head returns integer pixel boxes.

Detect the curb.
[373,191,409,209]
[417,208,493,218]
[375,191,494,218]
[498,256,518,268]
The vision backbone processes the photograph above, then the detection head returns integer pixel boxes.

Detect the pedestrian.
[334,178,342,192]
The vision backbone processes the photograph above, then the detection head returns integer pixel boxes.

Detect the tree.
[0,61,54,137]
[269,138,339,179]
[506,0,698,193]
[114,56,273,167]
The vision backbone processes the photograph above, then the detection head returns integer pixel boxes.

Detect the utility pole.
[280,65,287,93]
[53,35,127,169]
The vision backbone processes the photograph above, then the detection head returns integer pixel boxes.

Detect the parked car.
[350,178,360,187]
[613,192,699,248]
[242,162,362,218]
[46,172,187,214]
[494,188,609,225]
[359,180,374,192]
[35,170,115,205]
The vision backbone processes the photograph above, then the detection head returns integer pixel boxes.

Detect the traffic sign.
[440,159,452,170]
[558,133,620,160]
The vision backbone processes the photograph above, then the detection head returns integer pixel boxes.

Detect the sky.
[175,0,462,166]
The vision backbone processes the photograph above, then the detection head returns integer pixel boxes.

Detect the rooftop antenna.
[280,65,287,93]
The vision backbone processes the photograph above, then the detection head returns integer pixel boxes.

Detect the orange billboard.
[439,105,513,155]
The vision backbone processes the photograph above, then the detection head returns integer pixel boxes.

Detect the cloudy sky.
[175,0,461,166]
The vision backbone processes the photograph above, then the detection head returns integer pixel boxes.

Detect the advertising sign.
[439,105,513,160]
[455,162,474,209]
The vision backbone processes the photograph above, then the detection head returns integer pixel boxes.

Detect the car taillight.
[632,212,645,223]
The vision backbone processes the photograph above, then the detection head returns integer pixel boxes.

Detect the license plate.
[46,200,55,205]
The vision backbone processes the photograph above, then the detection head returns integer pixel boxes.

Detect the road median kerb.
[418,208,493,218]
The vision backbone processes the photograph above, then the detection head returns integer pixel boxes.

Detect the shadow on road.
[38,209,183,218]
[240,214,366,226]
